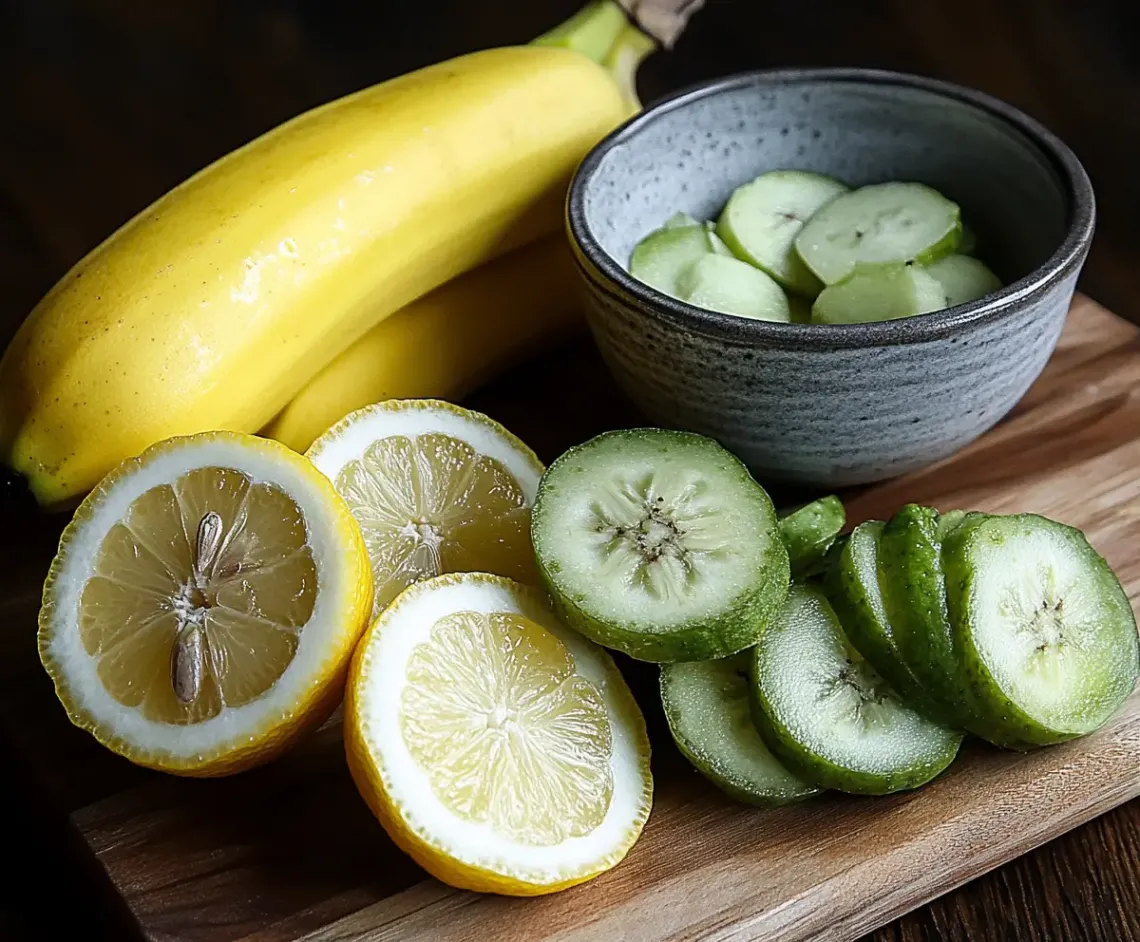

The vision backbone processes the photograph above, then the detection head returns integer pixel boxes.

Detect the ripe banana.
[263,237,580,452]
[265,16,658,455]
[0,20,629,507]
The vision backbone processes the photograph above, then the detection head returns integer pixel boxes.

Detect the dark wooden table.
[1,2,1138,939]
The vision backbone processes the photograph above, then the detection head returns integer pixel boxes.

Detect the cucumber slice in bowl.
[629,222,729,298]
[749,584,963,795]
[716,170,848,298]
[661,654,822,806]
[779,495,845,578]
[532,429,790,663]
[675,254,792,322]
[794,182,961,286]
[663,211,700,229]
[943,514,1140,746]
[812,263,946,325]
[821,520,953,726]
[787,294,812,324]
[925,254,1003,307]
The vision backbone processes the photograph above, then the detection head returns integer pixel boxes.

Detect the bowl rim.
[566,66,1095,350]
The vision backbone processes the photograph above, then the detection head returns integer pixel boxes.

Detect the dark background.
[1,0,1138,342]
[1,1,1139,939]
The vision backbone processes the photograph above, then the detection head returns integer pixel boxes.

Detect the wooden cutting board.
[6,296,1140,942]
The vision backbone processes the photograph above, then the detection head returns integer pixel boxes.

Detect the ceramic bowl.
[566,68,1094,487]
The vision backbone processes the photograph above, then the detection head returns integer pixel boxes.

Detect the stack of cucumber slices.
[532,428,1139,803]
[628,171,1002,325]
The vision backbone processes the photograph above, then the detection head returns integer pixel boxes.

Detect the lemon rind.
[305,398,544,501]
[345,572,652,894]
[38,431,373,776]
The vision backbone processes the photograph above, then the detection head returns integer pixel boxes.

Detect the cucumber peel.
[532,428,790,662]
[749,584,963,795]
[943,514,1140,746]
[661,655,822,805]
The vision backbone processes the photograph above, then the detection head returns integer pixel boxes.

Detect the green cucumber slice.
[821,520,953,725]
[936,509,969,539]
[877,505,977,729]
[629,222,726,297]
[661,654,822,805]
[794,182,961,286]
[532,428,790,662]
[787,294,812,324]
[749,584,963,795]
[943,514,1140,746]
[716,170,848,298]
[811,263,946,324]
[778,495,845,578]
[925,255,1003,307]
[675,254,792,322]
[664,211,699,229]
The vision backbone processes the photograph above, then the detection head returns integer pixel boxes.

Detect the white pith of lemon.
[344,572,653,895]
[38,431,373,776]
[306,399,544,616]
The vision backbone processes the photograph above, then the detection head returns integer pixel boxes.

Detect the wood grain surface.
[8,298,1123,941]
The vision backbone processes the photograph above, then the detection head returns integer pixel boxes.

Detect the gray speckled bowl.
[567,68,1094,487]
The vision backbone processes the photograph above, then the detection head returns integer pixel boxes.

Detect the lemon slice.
[38,431,373,776]
[345,572,652,895]
[306,400,543,617]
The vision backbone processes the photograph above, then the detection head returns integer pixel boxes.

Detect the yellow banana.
[264,237,579,452]
[265,18,658,455]
[0,10,631,508]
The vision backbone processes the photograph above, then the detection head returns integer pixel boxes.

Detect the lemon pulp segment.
[335,432,534,613]
[78,466,316,725]
[400,609,613,846]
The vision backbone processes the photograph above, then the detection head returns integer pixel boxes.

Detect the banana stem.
[532,1,631,65]
[602,20,657,113]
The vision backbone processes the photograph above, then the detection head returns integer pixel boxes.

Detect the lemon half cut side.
[345,572,653,895]
[38,431,373,776]
[307,399,544,617]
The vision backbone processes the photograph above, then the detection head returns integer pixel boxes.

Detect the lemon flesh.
[79,467,316,724]
[402,610,613,845]
[38,431,373,776]
[308,400,543,617]
[345,573,652,895]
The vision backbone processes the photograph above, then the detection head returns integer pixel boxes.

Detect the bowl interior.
[581,73,1071,288]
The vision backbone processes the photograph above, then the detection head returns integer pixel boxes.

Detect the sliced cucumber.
[943,514,1140,746]
[794,182,961,286]
[675,254,792,322]
[716,171,848,298]
[936,509,969,539]
[787,294,812,324]
[661,654,822,805]
[749,584,963,795]
[664,211,699,230]
[821,520,953,725]
[877,505,976,730]
[779,495,845,578]
[925,255,1003,308]
[811,263,946,324]
[532,428,790,663]
[937,509,992,542]
[629,222,727,297]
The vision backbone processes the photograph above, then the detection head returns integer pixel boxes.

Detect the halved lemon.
[306,400,543,617]
[38,431,373,776]
[345,572,653,895]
